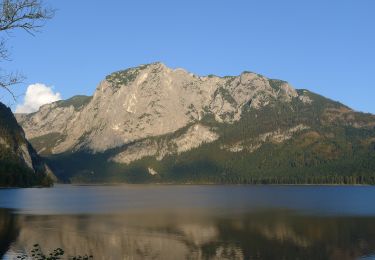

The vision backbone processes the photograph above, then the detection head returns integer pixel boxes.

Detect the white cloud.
[15,83,62,113]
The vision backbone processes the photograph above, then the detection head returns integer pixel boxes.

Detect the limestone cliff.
[15,63,375,184]
[16,63,299,158]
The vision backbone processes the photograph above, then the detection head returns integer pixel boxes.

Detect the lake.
[1,185,375,260]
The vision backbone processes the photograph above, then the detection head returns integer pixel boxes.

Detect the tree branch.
[0,71,24,100]
[0,0,54,33]
[0,0,54,99]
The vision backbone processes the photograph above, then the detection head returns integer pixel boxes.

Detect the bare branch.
[0,71,25,100]
[0,0,54,99]
[0,0,54,34]
[0,39,9,60]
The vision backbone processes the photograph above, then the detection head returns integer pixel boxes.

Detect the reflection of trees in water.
[127,210,375,259]
[3,210,375,259]
[196,211,375,260]
[0,209,19,258]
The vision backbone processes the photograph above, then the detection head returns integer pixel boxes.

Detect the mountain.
[15,62,375,184]
[0,102,54,187]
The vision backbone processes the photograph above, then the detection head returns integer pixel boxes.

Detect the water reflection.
[2,209,375,260]
[0,209,18,259]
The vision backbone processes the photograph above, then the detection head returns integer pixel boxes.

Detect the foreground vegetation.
[18,244,92,260]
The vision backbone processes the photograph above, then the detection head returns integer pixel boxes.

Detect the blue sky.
[1,0,374,113]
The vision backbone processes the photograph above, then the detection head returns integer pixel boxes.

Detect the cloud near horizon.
[15,83,62,113]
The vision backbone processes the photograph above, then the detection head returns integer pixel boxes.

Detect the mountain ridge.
[15,62,308,152]
[15,63,375,184]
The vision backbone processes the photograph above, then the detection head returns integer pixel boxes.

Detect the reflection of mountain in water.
[3,210,375,260]
[0,209,18,258]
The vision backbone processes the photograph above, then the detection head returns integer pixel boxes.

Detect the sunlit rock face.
[16,63,299,161]
[15,63,375,184]
[110,124,219,164]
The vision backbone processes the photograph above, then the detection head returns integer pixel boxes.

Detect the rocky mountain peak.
[14,63,375,184]
[17,63,306,155]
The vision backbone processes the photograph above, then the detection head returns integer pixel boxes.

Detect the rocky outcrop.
[0,102,55,187]
[221,124,310,153]
[110,124,219,164]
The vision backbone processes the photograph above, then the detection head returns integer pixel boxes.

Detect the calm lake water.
[1,185,375,260]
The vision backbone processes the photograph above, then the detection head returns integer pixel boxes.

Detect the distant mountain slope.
[15,63,375,184]
[0,102,54,187]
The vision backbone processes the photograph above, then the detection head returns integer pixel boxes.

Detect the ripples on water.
[1,185,375,259]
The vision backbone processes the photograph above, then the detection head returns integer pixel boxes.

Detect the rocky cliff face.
[0,102,54,187]
[15,63,375,184]
[16,63,301,155]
